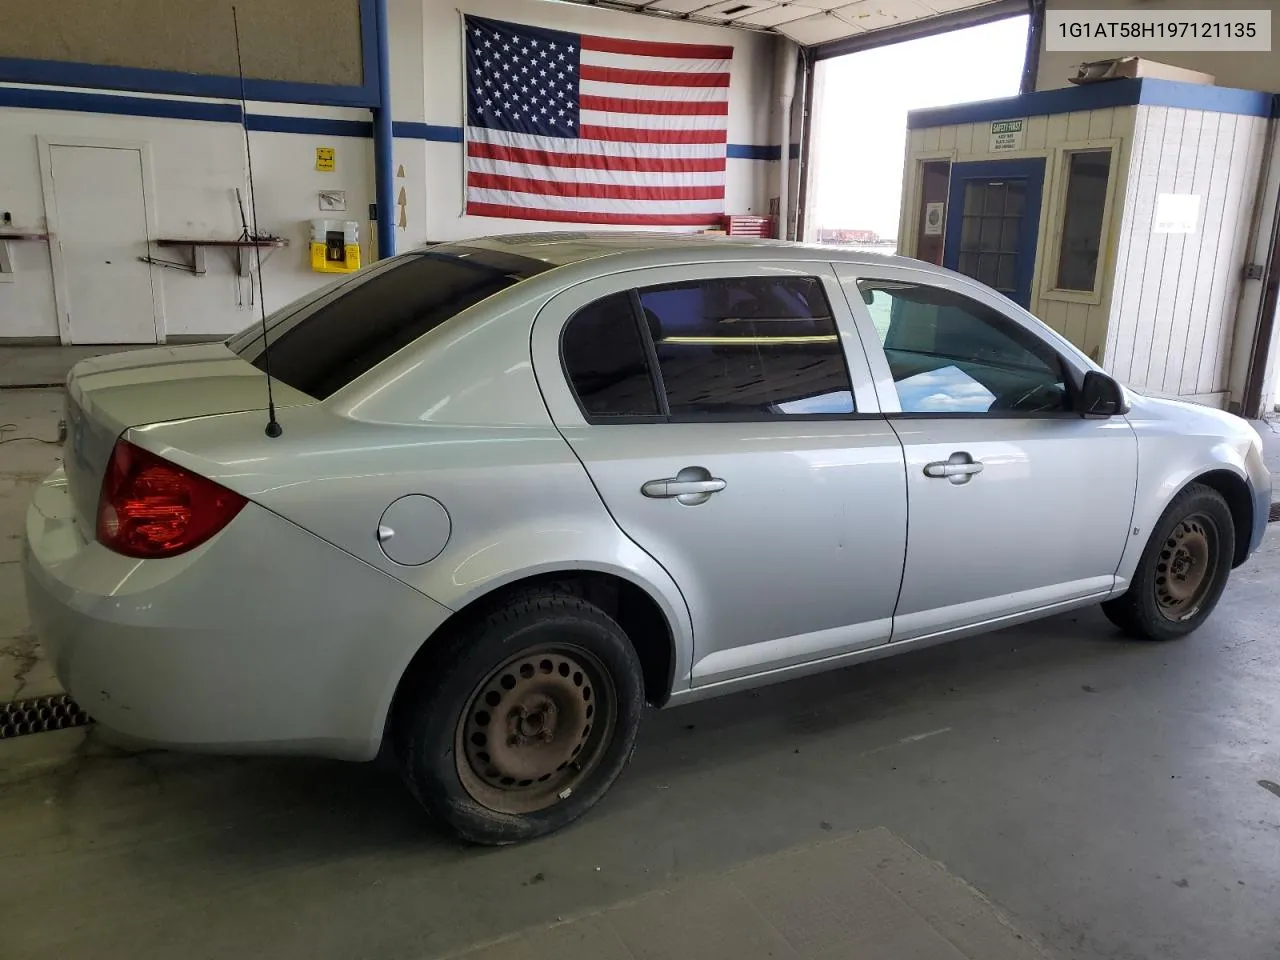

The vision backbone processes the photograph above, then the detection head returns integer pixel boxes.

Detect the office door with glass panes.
[942,159,1045,309]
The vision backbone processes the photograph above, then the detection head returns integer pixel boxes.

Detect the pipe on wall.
[1021,0,1046,95]
[1238,115,1280,415]
[774,38,799,241]
[372,0,395,259]
[794,49,815,243]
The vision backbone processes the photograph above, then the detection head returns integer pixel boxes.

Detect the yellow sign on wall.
[315,147,335,172]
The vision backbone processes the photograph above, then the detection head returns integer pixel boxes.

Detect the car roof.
[450,231,924,271]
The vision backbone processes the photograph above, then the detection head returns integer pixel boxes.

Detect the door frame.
[38,135,165,345]
[529,259,903,691]
[943,157,1046,309]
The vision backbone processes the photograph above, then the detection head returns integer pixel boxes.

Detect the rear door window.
[230,246,550,399]
[638,276,855,417]
[561,294,661,418]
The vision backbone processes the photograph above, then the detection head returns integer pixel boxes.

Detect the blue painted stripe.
[0,0,381,107]
[727,144,798,161]
[246,114,373,138]
[1136,79,1274,117]
[0,84,787,157]
[727,144,776,160]
[0,57,376,108]
[0,83,242,122]
[393,122,464,142]
[908,77,1275,129]
[908,79,1141,128]
[401,124,782,156]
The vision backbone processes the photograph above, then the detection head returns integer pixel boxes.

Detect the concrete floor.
[3,361,1280,959]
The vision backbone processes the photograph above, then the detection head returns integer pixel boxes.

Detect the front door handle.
[923,452,984,485]
[642,466,726,505]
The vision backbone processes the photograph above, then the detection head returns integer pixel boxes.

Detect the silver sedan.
[24,234,1271,843]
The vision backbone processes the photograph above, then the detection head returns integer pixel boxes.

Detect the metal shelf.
[0,231,51,282]
[143,237,289,277]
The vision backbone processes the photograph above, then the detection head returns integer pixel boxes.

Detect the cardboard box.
[1069,57,1215,86]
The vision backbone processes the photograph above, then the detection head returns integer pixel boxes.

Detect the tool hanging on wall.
[136,182,286,288]
[236,188,250,307]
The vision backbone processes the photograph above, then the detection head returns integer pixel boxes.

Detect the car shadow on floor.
[8,604,1144,859]
[10,592,1272,960]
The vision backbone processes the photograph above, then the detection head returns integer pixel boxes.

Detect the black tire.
[1102,482,1235,641]
[393,591,644,845]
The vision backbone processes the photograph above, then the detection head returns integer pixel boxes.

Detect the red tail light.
[97,440,247,558]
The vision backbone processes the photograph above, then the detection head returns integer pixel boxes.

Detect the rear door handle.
[641,466,725,505]
[923,452,984,485]
[642,478,726,497]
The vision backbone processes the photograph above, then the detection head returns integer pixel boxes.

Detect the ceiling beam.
[810,0,1028,61]
[573,0,777,36]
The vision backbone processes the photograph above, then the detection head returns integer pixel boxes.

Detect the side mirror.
[1078,370,1128,418]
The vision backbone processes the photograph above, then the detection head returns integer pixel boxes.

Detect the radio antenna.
[232,6,282,438]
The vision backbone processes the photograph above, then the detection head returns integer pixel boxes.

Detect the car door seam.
[881,416,913,635]
[526,287,697,694]
[1113,415,1143,582]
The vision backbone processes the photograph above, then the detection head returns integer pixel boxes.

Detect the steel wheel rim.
[455,645,615,815]
[1154,512,1218,621]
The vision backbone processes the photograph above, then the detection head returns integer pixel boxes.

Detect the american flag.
[463,15,732,226]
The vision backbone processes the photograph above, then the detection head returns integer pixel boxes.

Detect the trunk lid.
[62,342,315,535]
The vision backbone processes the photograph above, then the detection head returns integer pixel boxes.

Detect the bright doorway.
[807,15,1029,255]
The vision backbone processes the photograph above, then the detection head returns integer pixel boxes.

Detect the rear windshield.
[228,245,552,399]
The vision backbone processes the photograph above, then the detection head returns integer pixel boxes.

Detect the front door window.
[859,279,1070,415]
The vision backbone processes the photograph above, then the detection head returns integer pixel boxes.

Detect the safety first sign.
[989,119,1026,152]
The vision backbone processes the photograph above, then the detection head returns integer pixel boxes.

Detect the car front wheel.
[1102,482,1235,641]
[394,591,645,844]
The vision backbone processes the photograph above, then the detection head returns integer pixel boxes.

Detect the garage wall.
[0,100,373,341]
[1036,0,1280,92]
[0,0,364,88]
[394,0,777,244]
[0,0,778,342]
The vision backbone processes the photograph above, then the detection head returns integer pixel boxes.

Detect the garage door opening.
[806,14,1029,255]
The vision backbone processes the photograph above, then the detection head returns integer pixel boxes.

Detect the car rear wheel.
[394,591,644,844]
[1101,482,1234,641]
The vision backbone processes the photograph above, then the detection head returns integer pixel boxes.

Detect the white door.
[48,144,158,344]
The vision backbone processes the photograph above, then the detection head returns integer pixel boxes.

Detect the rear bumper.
[23,468,451,761]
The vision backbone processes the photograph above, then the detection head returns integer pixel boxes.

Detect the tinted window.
[858,280,1069,415]
[638,277,855,417]
[230,246,550,399]
[562,294,660,418]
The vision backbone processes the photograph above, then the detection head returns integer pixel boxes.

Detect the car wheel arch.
[1118,461,1255,585]
[1188,468,1254,567]
[384,568,682,749]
